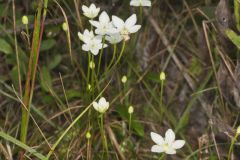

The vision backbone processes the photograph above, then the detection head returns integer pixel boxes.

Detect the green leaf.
[40,39,56,51]
[0,38,13,55]
[131,120,145,137]
[66,90,82,99]
[48,54,62,69]
[226,29,240,49]
[146,72,161,83]
[40,66,52,92]
[0,131,46,159]
[10,66,19,87]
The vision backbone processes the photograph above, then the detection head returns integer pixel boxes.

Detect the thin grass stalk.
[20,0,49,144]
[12,0,22,97]
[20,3,42,144]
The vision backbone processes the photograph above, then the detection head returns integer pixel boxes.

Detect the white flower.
[82,37,107,55]
[112,14,141,41]
[130,0,151,7]
[150,129,185,154]
[82,3,100,19]
[93,97,109,113]
[106,33,123,44]
[78,29,95,43]
[90,11,117,35]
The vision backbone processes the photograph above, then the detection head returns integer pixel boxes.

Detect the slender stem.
[129,113,132,136]
[159,154,165,160]
[25,24,30,47]
[90,54,95,92]
[12,0,22,98]
[139,6,143,24]
[107,44,117,71]
[100,114,108,158]
[114,41,126,66]
[227,132,239,160]
[87,52,91,86]
[97,37,106,76]
[160,80,164,122]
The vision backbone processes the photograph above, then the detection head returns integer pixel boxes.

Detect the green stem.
[100,114,108,158]
[228,132,239,160]
[159,154,165,160]
[97,37,106,76]
[139,6,143,24]
[129,113,132,136]
[87,52,91,86]
[159,80,164,122]
[90,54,95,94]
[114,41,126,66]
[107,44,117,71]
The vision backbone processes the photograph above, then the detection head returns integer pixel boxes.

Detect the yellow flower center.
[163,143,170,151]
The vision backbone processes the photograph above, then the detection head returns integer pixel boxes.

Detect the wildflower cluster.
[81,0,186,157]
[78,3,141,55]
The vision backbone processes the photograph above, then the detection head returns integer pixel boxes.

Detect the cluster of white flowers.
[87,0,185,157]
[78,3,143,55]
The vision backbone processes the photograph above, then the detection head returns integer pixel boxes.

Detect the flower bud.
[159,71,166,81]
[86,131,91,139]
[128,106,134,114]
[89,61,95,69]
[121,75,127,83]
[22,15,28,25]
[87,84,92,91]
[62,22,68,31]
[237,126,240,134]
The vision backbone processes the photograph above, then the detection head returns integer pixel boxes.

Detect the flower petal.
[125,14,137,28]
[82,5,88,13]
[99,97,107,105]
[82,44,89,51]
[128,25,141,33]
[150,132,165,145]
[151,145,164,153]
[165,129,175,144]
[92,101,99,110]
[130,0,140,6]
[143,0,151,7]
[99,11,110,23]
[91,49,99,55]
[89,20,100,28]
[112,15,124,29]
[173,140,185,149]
[165,147,176,155]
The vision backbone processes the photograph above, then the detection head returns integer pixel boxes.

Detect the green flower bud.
[22,15,28,25]
[128,106,134,114]
[86,131,91,139]
[237,126,240,134]
[159,72,166,81]
[89,61,95,69]
[121,75,127,83]
[62,22,68,31]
